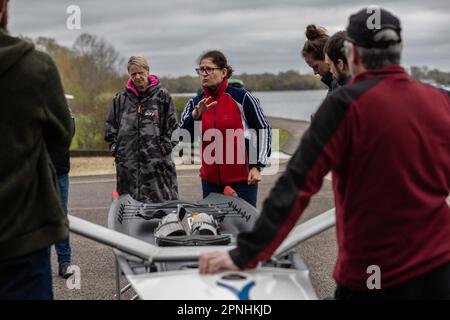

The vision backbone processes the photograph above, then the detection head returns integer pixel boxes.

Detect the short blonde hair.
[127,55,150,72]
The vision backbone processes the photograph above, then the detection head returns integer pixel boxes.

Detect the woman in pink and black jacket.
[105,56,179,203]
[179,50,272,207]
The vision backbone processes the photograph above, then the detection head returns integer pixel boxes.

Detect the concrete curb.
[69,159,291,177]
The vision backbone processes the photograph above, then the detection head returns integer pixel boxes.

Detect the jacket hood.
[0,29,34,77]
[126,74,160,97]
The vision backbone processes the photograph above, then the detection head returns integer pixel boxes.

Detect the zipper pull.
[136,104,142,114]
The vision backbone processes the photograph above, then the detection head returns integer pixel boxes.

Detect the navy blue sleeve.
[242,91,272,168]
[179,94,204,143]
[178,98,196,143]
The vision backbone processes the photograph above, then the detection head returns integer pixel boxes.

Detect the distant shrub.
[172,95,193,120]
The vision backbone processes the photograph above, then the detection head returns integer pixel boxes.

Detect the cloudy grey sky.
[8,0,450,76]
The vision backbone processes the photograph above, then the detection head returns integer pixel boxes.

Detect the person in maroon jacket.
[199,7,450,300]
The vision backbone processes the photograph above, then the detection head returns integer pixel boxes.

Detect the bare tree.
[72,33,124,95]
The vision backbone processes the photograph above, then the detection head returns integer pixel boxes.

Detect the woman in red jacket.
[179,50,272,207]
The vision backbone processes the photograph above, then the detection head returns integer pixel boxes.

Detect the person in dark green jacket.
[0,0,73,300]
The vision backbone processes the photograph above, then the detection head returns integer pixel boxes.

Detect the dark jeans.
[201,180,258,207]
[55,174,71,265]
[0,247,53,300]
[335,261,450,300]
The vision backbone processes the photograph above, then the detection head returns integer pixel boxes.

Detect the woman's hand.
[247,167,262,185]
[199,251,238,274]
[192,97,217,120]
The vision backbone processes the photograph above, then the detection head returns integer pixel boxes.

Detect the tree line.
[160,70,327,93]
[27,34,124,150]
[410,66,450,86]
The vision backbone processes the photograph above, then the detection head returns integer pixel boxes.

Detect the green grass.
[70,114,105,150]
[272,127,291,152]
[70,136,79,150]
[172,96,192,116]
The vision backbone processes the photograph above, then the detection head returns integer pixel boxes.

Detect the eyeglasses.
[195,67,222,75]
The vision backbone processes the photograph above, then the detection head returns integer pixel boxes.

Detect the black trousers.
[0,247,53,300]
[335,261,450,300]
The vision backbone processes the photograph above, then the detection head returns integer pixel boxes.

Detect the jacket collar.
[350,65,407,84]
[203,79,228,99]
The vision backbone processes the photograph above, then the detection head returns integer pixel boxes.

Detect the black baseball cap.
[346,7,402,48]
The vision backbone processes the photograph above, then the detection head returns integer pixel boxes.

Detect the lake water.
[173,90,328,122]
[254,90,328,122]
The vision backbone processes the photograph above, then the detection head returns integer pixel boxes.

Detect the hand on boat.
[199,251,238,274]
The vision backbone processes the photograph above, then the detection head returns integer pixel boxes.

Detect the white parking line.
[71,179,116,185]
[69,206,111,211]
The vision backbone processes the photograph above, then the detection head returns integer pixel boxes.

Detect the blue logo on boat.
[216,281,256,300]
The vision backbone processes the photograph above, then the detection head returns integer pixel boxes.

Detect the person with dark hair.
[179,50,271,207]
[105,55,179,203]
[199,7,450,300]
[0,0,73,299]
[302,24,336,92]
[323,31,351,87]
